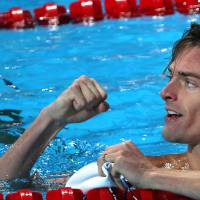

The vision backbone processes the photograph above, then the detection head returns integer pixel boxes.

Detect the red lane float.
[46,187,83,200]
[153,190,193,200]
[46,187,194,200]
[34,3,70,26]
[175,0,200,14]
[0,193,3,200]
[69,0,103,23]
[0,0,200,29]
[86,188,194,200]
[127,189,154,200]
[0,7,34,29]
[86,188,124,200]
[6,189,42,200]
[139,0,174,15]
[127,189,193,200]
[105,0,139,18]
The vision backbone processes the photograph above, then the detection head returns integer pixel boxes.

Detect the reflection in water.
[0,109,24,144]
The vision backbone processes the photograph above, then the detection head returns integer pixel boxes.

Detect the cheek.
[184,102,200,137]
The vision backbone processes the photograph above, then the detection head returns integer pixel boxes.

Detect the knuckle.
[123,140,132,148]
[71,81,80,90]
[80,75,88,81]
[91,78,97,84]
[126,140,132,144]
[70,85,77,93]
[73,78,79,84]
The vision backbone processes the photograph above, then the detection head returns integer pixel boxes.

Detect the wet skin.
[1,47,200,198]
[97,47,200,199]
[161,47,200,147]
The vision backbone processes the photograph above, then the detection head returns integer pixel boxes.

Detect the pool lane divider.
[0,188,195,200]
[0,0,199,29]
[70,0,104,23]
[34,3,71,26]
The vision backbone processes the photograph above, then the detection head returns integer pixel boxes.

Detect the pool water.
[0,2,199,191]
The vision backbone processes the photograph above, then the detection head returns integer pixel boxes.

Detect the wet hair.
[169,23,200,66]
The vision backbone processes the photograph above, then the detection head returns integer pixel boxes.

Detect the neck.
[187,144,200,170]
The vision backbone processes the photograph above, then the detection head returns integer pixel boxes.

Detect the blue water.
[0,1,200,191]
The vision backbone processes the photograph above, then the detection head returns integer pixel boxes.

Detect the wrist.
[142,168,175,191]
[138,168,159,189]
[41,105,67,130]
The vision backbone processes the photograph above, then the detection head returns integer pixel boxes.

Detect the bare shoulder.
[147,152,190,170]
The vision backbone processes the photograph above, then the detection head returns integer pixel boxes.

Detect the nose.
[160,79,178,102]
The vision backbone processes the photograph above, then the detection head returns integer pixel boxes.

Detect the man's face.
[160,47,200,146]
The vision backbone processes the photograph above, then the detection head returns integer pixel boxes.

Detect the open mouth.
[166,110,183,121]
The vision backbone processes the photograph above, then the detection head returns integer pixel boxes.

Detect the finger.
[110,164,125,190]
[97,150,115,176]
[104,141,142,158]
[91,78,107,100]
[113,176,125,190]
[73,102,108,122]
[69,83,87,111]
[104,152,121,163]
[128,142,145,158]
[121,140,145,159]
[82,78,102,100]
[104,143,126,154]
[97,154,106,177]
[94,102,110,114]
[78,80,99,109]
[79,75,102,100]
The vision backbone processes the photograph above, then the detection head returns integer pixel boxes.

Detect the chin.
[162,127,179,142]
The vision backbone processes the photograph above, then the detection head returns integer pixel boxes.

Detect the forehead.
[171,47,200,73]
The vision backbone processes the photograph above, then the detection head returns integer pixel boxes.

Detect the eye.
[184,78,197,89]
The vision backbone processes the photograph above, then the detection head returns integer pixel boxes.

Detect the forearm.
[0,76,108,180]
[0,106,64,180]
[144,169,200,199]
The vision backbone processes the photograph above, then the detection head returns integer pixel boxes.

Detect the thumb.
[68,101,109,123]
[84,101,109,120]
[96,101,110,113]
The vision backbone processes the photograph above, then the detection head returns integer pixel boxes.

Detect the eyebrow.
[178,71,200,80]
[166,67,200,80]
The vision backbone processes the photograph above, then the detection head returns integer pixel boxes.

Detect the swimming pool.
[0,1,199,191]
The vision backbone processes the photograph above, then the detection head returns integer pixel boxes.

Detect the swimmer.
[0,23,200,199]
[97,23,200,199]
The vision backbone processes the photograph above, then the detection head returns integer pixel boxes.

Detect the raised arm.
[0,75,109,180]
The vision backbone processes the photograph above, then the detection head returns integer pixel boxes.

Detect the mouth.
[165,109,183,122]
